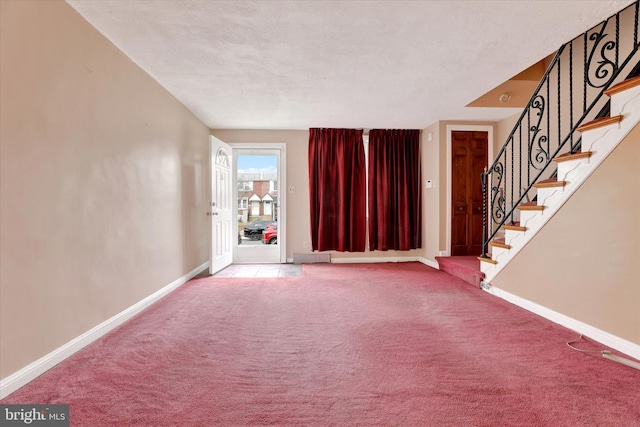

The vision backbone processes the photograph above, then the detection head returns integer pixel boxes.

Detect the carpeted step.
[435,256,485,288]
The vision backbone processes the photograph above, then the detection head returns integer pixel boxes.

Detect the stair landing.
[435,256,485,288]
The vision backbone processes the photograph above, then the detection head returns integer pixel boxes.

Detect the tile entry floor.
[212,264,302,278]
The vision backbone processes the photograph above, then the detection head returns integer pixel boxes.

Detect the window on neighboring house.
[238,181,253,191]
[238,198,248,209]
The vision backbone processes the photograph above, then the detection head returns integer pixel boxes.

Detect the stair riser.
[505,229,526,246]
[490,246,509,261]
[610,85,640,117]
[536,186,564,205]
[557,158,588,182]
[518,210,541,226]
[480,262,494,275]
[581,124,621,153]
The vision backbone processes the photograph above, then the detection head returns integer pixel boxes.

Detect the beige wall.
[495,113,520,154]
[0,0,210,378]
[422,123,441,262]
[491,124,640,345]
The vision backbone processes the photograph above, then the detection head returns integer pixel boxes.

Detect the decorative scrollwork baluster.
[528,95,547,171]
[490,161,505,224]
[587,23,618,89]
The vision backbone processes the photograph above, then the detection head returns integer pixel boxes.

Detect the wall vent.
[292,253,331,264]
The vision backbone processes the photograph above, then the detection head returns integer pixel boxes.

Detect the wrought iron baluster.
[510,136,514,224]
[583,32,588,112]
[616,13,620,66]
[518,124,522,207]
[588,21,617,89]
[635,2,639,47]
[557,58,561,155]
[481,168,487,258]
[527,108,531,186]
[570,41,574,151]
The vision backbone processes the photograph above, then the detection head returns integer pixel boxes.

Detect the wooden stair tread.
[478,256,497,265]
[553,151,592,163]
[604,76,640,96]
[533,178,566,188]
[517,202,545,211]
[490,238,511,250]
[576,115,623,132]
[503,224,526,232]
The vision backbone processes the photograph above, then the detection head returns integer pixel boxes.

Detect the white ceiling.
[66,0,633,130]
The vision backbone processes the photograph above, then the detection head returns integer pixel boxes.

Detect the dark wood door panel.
[451,131,488,256]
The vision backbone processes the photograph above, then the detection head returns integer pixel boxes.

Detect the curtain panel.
[368,129,422,251]
[308,128,366,252]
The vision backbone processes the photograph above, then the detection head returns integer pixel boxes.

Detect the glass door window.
[235,150,281,263]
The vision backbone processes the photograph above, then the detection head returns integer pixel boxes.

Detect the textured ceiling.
[66,0,633,130]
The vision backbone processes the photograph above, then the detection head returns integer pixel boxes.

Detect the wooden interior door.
[451,131,488,256]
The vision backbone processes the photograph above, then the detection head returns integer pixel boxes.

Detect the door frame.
[446,125,494,256]
[230,142,287,263]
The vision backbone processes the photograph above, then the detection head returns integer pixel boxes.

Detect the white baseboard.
[290,256,438,269]
[0,261,209,399]
[330,256,419,264]
[417,257,439,269]
[485,284,640,361]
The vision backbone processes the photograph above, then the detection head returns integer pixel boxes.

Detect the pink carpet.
[3,262,639,426]
[435,256,485,287]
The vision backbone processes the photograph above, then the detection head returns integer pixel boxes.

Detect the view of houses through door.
[451,131,488,256]
[233,146,285,264]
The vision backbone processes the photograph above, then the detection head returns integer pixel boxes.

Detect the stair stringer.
[481,85,640,283]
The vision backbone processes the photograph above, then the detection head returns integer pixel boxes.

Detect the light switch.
[425,179,435,189]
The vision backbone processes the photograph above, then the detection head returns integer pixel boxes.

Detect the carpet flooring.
[2,262,639,426]
[435,256,485,288]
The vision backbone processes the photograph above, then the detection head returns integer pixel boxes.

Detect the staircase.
[480,76,640,282]
[478,1,640,283]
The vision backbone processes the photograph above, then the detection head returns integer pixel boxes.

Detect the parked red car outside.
[261,224,277,244]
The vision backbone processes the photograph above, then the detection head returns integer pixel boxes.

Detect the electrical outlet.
[303,241,308,249]
[288,186,296,193]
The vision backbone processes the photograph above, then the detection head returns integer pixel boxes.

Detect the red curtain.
[368,129,422,251]
[309,128,366,252]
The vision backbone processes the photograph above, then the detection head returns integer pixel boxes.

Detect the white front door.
[209,136,233,274]
[251,200,260,216]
